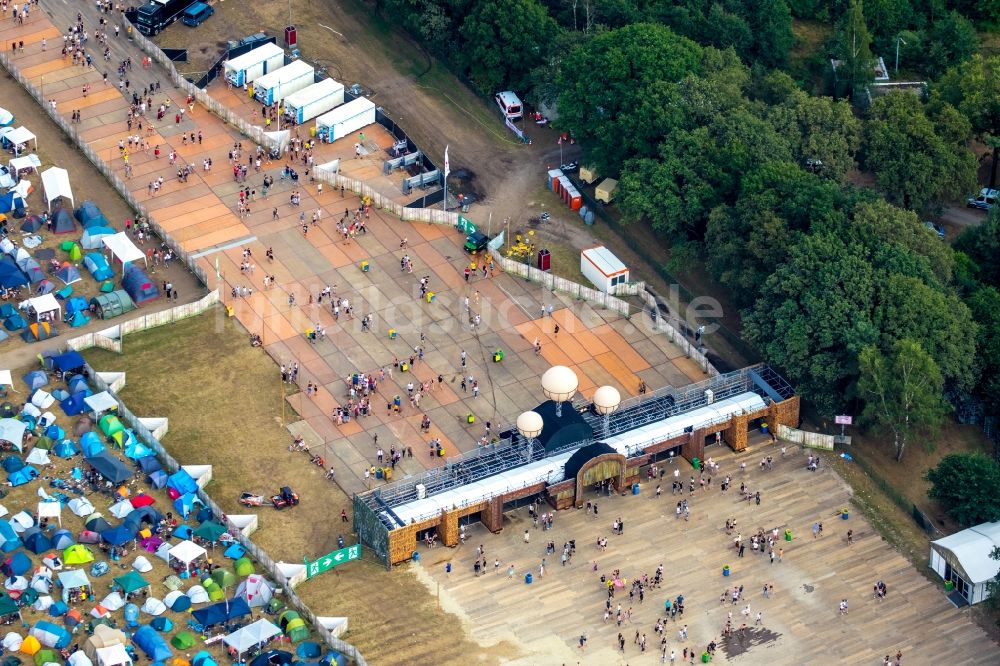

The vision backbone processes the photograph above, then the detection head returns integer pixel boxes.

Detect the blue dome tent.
[79,432,104,457]
[8,465,39,486]
[132,625,171,661]
[60,393,87,416]
[121,266,159,305]
[82,253,113,281]
[53,439,78,458]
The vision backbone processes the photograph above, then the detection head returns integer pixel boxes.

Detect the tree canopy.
[926,453,1000,526]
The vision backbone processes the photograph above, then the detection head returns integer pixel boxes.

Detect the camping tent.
[131,626,170,662]
[0,108,12,127]
[40,168,72,211]
[79,432,104,457]
[80,227,115,250]
[102,233,145,270]
[67,497,94,518]
[75,202,109,228]
[83,625,127,661]
[54,265,82,285]
[50,209,76,235]
[99,414,123,437]
[0,192,25,215]
[8,466,39,486]
[100,525,136,547]
[0,418,26,450]
[3,127,36,155]
[28,621,71,649]
[120,266,158,305]
[0,258,27,289]
[235,575,273,608]
[20,322,57,343]
[83,253,114,282]
[112,572,148,596]
[56,570,90,603]
[89,291,134,320]
[85,452,132,483]
[84,392,117,416]
[95,644,131,666]
[60,393,87,416]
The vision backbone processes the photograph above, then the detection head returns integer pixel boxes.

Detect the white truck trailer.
[283,79,345,125]
[224,42,284,87]
[315,97,376,143]
[253,60,315,106]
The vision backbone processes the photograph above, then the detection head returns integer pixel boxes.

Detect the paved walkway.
[418,442,1000,664]
[1,3,706,496]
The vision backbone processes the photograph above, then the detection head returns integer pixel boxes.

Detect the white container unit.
[315,97,376,143]
[253,60,315,106]
[224,42,284,87]
[283,79,345,125]
[580,245,630,294]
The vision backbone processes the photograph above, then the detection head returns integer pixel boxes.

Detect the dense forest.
[376,0,1000,458]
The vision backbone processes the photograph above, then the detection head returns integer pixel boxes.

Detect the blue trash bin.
[525,572,533,584]
[412,551,420,561]
[632,483,640,495]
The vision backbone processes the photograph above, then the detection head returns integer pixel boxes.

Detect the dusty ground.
[81,310,494,665]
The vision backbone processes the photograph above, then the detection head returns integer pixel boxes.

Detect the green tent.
[113,571,149,594]
[284,618,308,642]
[63,544,95,565]
[33,650,58,666]
[170,631,195,650]
[0,594,19,619]
[266,598,284,614]
[193,522,227,543]
[67,244,82,262]
[33,436,53,450]
[210,569,235,589]
[234,557,254,577]
[99,414,123,437]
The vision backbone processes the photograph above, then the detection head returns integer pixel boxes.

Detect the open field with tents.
[0,351,362,666]
[82,313,494,665]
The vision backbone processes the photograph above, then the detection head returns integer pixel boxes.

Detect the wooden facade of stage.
[384,395,800,564]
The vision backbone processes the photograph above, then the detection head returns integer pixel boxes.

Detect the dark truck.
[133,0,198,36]
[463,231,490,254]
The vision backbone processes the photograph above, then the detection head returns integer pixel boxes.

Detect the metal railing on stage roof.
[358,364,792,512]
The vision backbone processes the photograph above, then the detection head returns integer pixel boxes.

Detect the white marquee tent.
[26,294,61,323]
[40,167,73,211]
[8,154,40,175]
[4,127,36,155]
[102,232,146,269]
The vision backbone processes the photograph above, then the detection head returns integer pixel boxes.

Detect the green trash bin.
[692,457,700,471]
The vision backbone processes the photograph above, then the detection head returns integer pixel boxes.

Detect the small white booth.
[102,232,147,270]
[8,154,40,176]
[4,127,36,155]
[930,521,1000,606]
[580,246,630,294]
[40,167,73,211]
[25,294,61,323]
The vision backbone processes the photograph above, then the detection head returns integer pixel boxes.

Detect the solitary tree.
[858,339,947,461]
[838,0,875,100]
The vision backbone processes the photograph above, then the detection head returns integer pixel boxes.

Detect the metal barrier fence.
[63,291,221,351]
[777,424,835,450]
[0,47,368,666]
[84,366,369,665]
[487,247,635,317]
[641,292,716,375]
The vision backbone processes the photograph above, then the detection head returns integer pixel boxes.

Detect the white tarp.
[263,129,290,152]
[5,127,36,154]
[0,418,26,448]
[95,644,132,666]
[222,619,281,654]
[84,392,118,415]
[102,232,145,268]
[0,370,12,387]
[9,154,40,174]
[11,179,31,200]
[40,167,72,211]
[26,294,61,323]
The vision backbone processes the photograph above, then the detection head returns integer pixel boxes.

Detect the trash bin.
[944,580,955,592]
[525,572,533,585]
[467,414,475,424]
[692,457,700,471]
[400,362,409,372]
[632,483,640,495]
[412,551,420,562]
[360,260,369,272]
[723,566,730,577]
[784,528,793,542]
[841,509,849,520]
[388,328,397,340]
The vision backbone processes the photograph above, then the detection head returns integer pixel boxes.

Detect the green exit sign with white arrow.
[305,544,361,578]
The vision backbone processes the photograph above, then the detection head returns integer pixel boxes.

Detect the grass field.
[81,310,494,664]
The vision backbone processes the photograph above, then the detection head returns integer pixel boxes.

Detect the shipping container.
[283,79,345,125]
[253,60,315,105]
[224,42,285,88]
[315,97,377,143]
[581,246,630,294]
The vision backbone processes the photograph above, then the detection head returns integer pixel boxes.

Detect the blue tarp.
[99,524,136,546]
[0,192,24,215]
[167,470,198,496]
[60,393,87,416]
[65,297,90,315]
[0,524,21,553]
[85,451,132,483]
[133,625,172,661]
[51,351,85,373]
[8,465,39,486]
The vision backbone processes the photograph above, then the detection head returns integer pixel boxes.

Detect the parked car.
[923,221,945,240]
[463,231,489,254]
[181,1,213,27]
[967,187,998,211]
